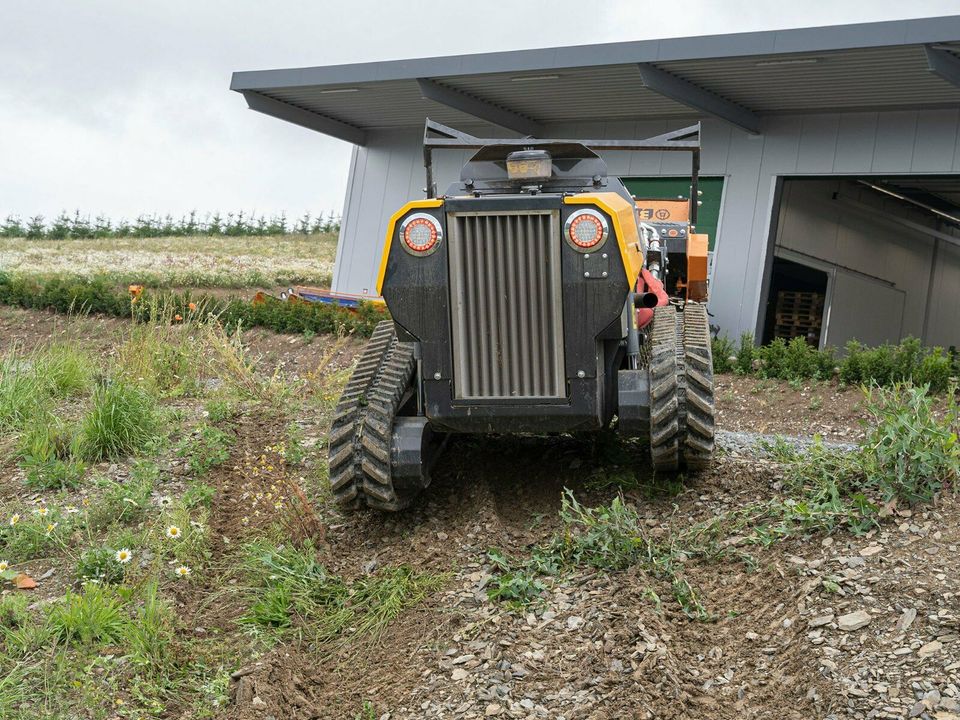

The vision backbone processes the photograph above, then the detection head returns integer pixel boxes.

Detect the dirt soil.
[217,439,959,720]
[2,307,956,719]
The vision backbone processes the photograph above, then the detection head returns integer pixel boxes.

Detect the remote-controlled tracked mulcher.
[329,120,715,510]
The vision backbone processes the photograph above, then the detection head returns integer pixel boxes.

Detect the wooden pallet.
[774,290,824,342]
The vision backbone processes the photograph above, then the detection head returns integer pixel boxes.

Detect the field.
[0,233,339,289]
[0,236,958,720]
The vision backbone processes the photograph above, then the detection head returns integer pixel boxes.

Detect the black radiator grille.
[447,211,565,400]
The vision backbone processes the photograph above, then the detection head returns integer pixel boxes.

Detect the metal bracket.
[925,44,960,89]
[417,78,543,137]
[637,63,761,135]
[241,91,367,146]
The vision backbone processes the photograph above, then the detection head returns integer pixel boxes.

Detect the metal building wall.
[332,109,960,341]
[773,179,958,346]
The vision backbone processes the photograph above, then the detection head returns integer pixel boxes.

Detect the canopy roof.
[230,16,960,144]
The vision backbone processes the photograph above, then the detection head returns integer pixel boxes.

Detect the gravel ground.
[717,429,859,455]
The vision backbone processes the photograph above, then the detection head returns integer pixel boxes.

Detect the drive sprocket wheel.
[327,320,418,511]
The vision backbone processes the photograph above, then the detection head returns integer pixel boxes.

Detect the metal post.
[690,149,700,228]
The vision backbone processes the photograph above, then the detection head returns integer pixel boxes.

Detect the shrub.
[839,338,955,393]
[711,335,737,373]
[78,381,160,461]
[0,211,340,238]
[734,332,756,375]
[0,271,383,339]
[713,331,954,393]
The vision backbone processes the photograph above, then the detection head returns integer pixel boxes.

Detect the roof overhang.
[231,16,960,145]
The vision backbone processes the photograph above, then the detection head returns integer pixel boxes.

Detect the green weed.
[355,701,378,720]
[183,481,216,509]
[0,594,29,629]
[35,344,95,397]
[115,321,198,397]
[861,384,959,503]
[488,492,709,619]
[125,581,176,676]
[0,355,50,431]
[240,541,443,643]
[205,396,238,423]
[18,417,85,490]
[75,546,128,585]
[88,460,158,528]
[178,425,233,475]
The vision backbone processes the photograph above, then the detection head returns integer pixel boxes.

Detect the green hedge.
[0,272,382,338]
[713,333,958,393]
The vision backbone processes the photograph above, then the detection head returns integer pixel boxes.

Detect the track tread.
[648,305,679,471]
[327,321,418,511]
[680,302,716,469]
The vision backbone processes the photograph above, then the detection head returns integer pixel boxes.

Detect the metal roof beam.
[417,78,543,137]
[637,63,761,135]
[241,91,367,146]
[925,44,960,88]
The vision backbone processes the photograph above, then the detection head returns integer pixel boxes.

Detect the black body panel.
[382,192,632,434]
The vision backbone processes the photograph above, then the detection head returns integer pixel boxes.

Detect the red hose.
[635,268,669,329]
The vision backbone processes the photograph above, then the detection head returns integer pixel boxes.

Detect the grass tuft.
[47,584,125,645]
[78,381,160,461]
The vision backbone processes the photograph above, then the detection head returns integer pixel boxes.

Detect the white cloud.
[1,0,957,221]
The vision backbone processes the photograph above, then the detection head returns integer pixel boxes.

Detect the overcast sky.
[2,1,959,223]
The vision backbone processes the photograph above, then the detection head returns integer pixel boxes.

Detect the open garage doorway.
[761,256,829,347]
[758,176,960,350]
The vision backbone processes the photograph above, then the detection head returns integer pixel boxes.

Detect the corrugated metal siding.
[658,46,960,113]
[434,65,691,122]
[257,45,960,132]
[262,80,480,129]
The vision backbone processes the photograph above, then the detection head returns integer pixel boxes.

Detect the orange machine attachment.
[633,198,709,303]
[685,233,709,302]
[634,198,690,224]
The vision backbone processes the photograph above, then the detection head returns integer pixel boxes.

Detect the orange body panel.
[686,233,709,301]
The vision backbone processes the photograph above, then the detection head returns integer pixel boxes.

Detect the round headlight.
[400,213,442,255]
[565,209,609,251]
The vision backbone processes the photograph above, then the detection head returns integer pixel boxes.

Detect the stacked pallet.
[774,290,824,343]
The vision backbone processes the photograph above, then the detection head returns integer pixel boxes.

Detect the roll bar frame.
[421,118,702,225]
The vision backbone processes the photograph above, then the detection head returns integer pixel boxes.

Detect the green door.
[621,177,725,250]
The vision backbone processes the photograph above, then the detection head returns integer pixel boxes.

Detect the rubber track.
[680,302,716,468]
[648,305,679,471]
[358,340,416,511]
[327,321,415,510]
